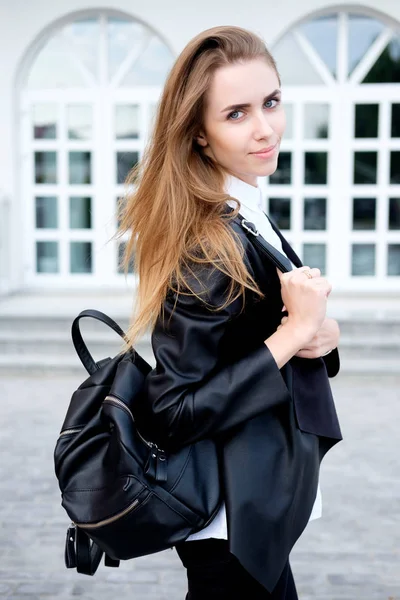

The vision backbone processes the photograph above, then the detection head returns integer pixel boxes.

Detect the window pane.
[27,31,87,89]
[270,152,292,184]
[69,196,92,229]
[352,198,376,230]
[35,197,58,228]
[64,18,99,79]
[348,14,385,75]
[67,105,92,139]
[117,241,134,274]
[117,151,139,184]
[304,104,329,139]
[116,196,125,229]
[108,18,147,81]
[299,15,338,78]
[355,104,379,138]
[115,105,139,139]
[148,103,158,133]
[33,104,57,139]
[117,241,125,274]
[69,152,91,184]
[35,152,57,184]
[363,38,400,84]
[303,244,326,274]
[36,241,58,273]
[390,152,400,184]
[304,198,326,230]
[120,36,174,87]
[388,244,400,276]
[284,104,293,139]
[352,244,375,276]
[271,33,325,85]
[70,241,92,273]
[353,152,377,184]
[389,198,400,230]
[304,152,327,184]
[391,104,400,138]
[269,198,291,229]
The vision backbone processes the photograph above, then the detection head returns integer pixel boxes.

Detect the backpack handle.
[71,309,129,375]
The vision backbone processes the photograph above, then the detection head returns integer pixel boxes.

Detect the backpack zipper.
[59,428,83,437]
[74,497,142,529]
[103,395,165,453]
[58,398,164,453]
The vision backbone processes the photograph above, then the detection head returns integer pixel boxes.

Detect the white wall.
[0,0,399,291]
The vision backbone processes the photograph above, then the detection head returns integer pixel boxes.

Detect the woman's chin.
[256,164,279,178]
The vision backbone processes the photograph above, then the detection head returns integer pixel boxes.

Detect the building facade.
[0,0,399,297]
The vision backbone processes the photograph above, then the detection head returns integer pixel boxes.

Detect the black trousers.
[175,538,298,600]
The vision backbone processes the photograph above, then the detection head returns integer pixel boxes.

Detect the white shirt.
[185,175,322,542]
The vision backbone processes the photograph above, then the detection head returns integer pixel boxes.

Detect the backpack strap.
[65,526,103,576]
[71,309,129,375]
[234,213,293,273]
[65,524,120,575]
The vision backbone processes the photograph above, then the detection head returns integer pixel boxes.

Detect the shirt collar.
[225,174,263,212]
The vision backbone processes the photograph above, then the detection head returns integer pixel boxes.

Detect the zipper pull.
[144,447,158,481]
[144,447,168,483]
[65,523,77,569]
[156,450,168,483]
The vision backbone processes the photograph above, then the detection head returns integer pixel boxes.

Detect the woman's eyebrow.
[220,89,281,113]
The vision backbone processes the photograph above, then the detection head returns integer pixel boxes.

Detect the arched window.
[20,12,174,285]
[264,10,400,288]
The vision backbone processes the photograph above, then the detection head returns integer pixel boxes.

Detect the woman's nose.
[253,114,274,139]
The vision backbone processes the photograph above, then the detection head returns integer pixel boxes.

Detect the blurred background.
[0,1,399,599]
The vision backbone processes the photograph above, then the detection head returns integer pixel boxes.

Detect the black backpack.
[54,310,222,575]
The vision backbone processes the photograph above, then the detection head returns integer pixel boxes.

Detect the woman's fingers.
[307,267,321,279]
[296,348,319,359]
[277,264,332,336]
[278,266,331,297]
[295,267,321,280]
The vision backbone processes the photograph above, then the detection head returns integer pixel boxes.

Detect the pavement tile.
[0,372,399,599]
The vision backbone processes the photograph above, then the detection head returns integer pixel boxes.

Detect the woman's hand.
[276,266,332,345]
[277,316,340,359]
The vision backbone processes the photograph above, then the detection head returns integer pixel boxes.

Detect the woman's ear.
[195,132,208,147]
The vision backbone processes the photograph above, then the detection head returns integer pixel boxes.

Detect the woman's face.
[197,58,285,187]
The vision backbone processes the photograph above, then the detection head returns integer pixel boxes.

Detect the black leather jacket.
[137,210,342,592]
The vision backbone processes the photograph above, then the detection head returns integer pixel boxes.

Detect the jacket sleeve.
[143,265,292,452]
[322,347,340,377]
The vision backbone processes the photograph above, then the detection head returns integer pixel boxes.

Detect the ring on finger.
[303,269,313,279]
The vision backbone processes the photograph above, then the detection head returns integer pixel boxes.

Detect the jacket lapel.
[264,214,303,268]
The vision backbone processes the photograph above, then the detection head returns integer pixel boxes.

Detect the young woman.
[118,25,342,600]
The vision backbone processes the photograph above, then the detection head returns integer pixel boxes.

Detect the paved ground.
[0,371,399,600]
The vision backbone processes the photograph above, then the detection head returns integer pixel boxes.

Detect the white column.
[0,192,11,295]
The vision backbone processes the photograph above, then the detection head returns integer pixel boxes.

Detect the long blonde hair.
[117,26,280,349]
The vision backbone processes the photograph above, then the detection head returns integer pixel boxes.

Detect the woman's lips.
[250,143,279,158]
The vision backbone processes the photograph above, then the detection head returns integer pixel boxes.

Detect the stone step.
[0,330,151,357]
[0,320,400,374]
[0,331,398,357]
[2,314,400,337]
[338,320,400,337]
[0,315,132,334]
[337,335,400,357]
[0,352,396,375]
[0,349,156,376]
[1,292,400,374]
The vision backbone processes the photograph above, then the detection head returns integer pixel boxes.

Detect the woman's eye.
[264,98,279,109]
[228,110,244,120]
